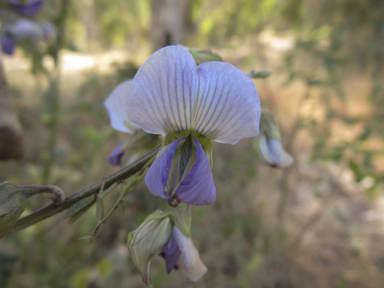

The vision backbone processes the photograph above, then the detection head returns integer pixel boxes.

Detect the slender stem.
[41,0,70,184]
[91,174,145,237]
[9,146,160,234]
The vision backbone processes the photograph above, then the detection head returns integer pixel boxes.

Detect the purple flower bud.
[1,34,16,55]
[7,0,43,17]
[108,141,126,166]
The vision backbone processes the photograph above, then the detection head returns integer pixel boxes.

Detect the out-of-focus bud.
[0,34,16,55]
[7,0,43,17]
[1,19,41,55]
[181,46,222,65]
[127,210,173,286]
[253,111,293,168]
[1,19,55,55]
[40,21,56,42]
[108,130,160,166]
[247,69,272,79]
[0,182,26,239]
[7,19,42,41]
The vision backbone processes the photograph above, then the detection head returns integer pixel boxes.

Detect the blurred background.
[0,0,384,287]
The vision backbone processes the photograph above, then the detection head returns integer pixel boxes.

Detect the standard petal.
[104,80,138,133]
[108,141,126,166]
[193,61,261,144]
[267,137,293,168]
[173,226,207,282]
[126,45,199,134]
[1,35,16,55]
[175,138,216,206]
[144,139,184,199]
[163,233,181,274]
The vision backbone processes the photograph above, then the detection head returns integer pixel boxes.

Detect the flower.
[127,203,206,286]
[107,141,127,166]
[106,45,261,206]
[7,0,43,17]
[104,80,139,166]
[104,80,161,165]
[0,34,16,55]
[253,111,293,168]
[128,212,173,286]
[104,80,139,134]
[1,19,43,55]
[161,226,207,282]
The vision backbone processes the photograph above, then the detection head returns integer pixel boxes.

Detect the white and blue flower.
[105,45,261,206]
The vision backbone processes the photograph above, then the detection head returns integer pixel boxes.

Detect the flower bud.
[127,211,173,286]
[0,182,26,239]
[247,69,272,79]
[181,46,222,65]
[108,130,160,166]
[253,111,293,168]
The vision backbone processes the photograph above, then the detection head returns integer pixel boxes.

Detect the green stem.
[41,0,70,184]
[91,174,145,237]
[10,146,160,234]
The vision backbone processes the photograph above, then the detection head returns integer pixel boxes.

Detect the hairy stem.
[10,146,159,234]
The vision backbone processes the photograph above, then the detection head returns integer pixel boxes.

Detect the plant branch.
[9,146,160,234]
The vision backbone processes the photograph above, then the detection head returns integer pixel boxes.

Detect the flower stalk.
[8,146,160,234]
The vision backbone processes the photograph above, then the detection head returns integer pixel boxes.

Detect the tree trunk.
[0,56,24,161]
[150,0,193,52]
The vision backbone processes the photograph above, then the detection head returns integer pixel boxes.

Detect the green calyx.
[128,215,173,286]
[260,110,281,140]
[127,202,192,286]
[145,201,192,237]
[0,182,27,239]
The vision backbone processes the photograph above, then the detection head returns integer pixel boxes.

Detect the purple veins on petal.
[125,45,261,144]
[108,141,126,166]
[194,61,261,144]
[1,34,16,55]
[175,137,216,206]
[126,45,199,135]
[144,138,184,199]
